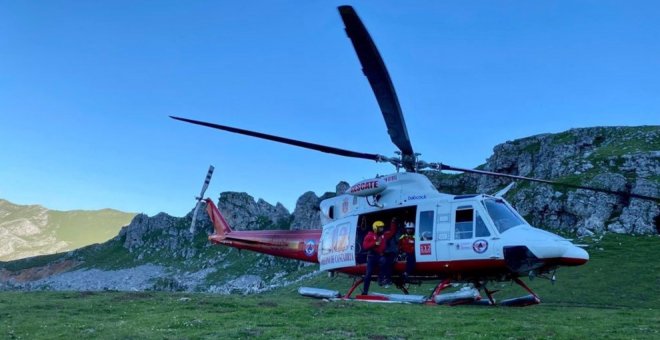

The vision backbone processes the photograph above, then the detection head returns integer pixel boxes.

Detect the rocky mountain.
[218,192,291,231]
[0,126,657,293]
[0,199,136,261]
[289,182,349,231]
[426,126,659,235]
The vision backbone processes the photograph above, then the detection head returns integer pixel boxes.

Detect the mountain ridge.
[0,199,136,261]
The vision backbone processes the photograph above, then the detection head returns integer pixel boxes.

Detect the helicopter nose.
[504,226,589,267]
[559,244,589,266]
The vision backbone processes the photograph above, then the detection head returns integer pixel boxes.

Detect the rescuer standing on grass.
[362,217,397,295]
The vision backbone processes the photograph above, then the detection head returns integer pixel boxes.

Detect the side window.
[455,207,474,240]
[419,210,434,241]
[475,211,491,237]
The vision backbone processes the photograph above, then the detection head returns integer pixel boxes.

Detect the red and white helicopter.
[172,6,659,306]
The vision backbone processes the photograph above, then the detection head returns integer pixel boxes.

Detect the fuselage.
[208,172,588,282]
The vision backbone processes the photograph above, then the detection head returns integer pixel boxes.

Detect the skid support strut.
[513,277,541,303]
[499,277,542,306]
[425,279,451,305]
[344,278,364,299]
[483,286,498,305]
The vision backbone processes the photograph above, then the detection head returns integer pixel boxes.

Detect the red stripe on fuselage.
[543,257,589,267]
[336,259,508,279]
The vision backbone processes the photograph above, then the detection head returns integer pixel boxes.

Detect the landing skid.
[299,276,541,307]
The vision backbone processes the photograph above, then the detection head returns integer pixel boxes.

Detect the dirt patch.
[0,259,81,283]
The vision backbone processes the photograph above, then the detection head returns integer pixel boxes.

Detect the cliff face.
[289,181,349,231]
[426,126,660,235]
[218,192,291,231]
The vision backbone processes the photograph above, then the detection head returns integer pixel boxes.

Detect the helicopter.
[172,6,660,306]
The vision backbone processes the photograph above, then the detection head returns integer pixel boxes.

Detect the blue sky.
[1,1,659,217]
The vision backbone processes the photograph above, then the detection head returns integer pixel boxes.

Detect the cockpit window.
[484,199,524,233]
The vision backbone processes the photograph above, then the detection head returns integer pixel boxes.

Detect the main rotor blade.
[430,163,660,203]
[338,6,415,170]
[170,116,385,162]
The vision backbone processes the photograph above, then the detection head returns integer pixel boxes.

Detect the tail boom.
[205,198,321,263]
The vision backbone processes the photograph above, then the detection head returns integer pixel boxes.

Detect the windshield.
[484,198,525,233]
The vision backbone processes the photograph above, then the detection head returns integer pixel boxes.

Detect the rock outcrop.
[427,126,660,234]
[121,213,180,251]
[218,192,291,230]
[290,183,349,230]
[290,192,322,230]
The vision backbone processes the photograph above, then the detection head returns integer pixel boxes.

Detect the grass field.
[1,234,659,339]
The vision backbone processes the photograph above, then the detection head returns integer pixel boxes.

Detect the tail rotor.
[190,165,215,234]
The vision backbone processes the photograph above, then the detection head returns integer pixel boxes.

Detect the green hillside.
[0,199,135,261]
[48,209,135,251]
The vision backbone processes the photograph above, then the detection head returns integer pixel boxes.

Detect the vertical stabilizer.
[206,198,233,236]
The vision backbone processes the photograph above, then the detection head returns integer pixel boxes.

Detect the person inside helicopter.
[398,221,416,283]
